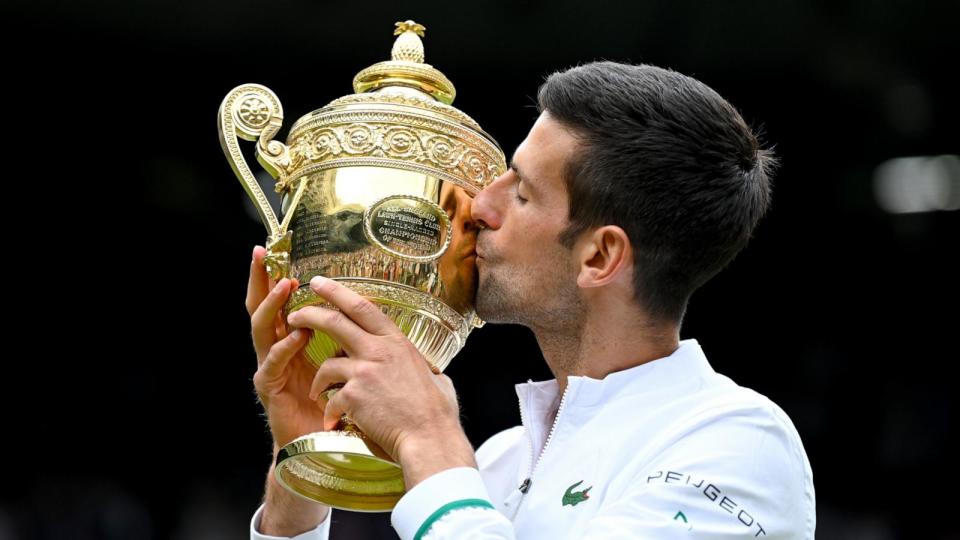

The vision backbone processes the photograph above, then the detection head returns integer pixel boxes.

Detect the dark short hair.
[538,61,775,323]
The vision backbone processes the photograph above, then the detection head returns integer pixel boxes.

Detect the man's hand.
[287,275,478,489]
[246,245,329,535]
[247,246,325,448]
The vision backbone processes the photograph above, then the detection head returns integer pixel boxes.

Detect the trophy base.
[275,430,405,512]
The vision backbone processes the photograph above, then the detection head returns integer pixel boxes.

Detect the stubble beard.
[476,257,585,333]
[475,265,519,324]
[476,260,586,374]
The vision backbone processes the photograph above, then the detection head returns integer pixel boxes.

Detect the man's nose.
[472,172,509,230]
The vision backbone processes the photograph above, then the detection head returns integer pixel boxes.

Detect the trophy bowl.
[218,20,505,511]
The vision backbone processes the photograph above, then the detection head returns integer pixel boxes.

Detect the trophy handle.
[218,84,297,279]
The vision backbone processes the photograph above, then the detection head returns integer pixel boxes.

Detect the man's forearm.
[259,451,330,536]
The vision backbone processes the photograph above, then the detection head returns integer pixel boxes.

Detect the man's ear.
[575,225,632,289]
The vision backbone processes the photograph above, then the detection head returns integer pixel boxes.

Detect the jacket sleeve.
[249,504,332,540]
[391,467,514,540]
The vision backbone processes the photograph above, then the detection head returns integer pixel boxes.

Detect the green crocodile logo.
[562,480,592,507]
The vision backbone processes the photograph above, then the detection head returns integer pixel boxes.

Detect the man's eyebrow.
[509,156,532,185]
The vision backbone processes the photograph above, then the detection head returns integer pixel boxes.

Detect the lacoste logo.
[562,480,592,507]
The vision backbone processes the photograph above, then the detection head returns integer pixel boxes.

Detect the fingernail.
[310,276,328,289]
[273,279,288,293]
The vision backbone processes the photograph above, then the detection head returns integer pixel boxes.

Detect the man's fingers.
[245,246,269,317]
[251,278,293,362]
[309,357,354,402]
[255,328,311,390]
[323,385,349,432]
[287,306,370,357]
[309,276,399,336]
[274,278,301,341]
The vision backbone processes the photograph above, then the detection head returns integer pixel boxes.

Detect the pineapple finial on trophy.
[392,20,426,63]
[353,19,456,104]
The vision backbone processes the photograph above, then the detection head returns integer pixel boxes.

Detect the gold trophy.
[218,20,506,511]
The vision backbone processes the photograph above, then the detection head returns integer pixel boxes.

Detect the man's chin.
[475,292,511,325]
[474,289,495,322]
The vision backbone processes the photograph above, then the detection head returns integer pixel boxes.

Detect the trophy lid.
[353,20,457,105]
[278,20,506,196]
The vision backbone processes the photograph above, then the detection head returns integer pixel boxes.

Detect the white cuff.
[250,503,331,540]
[391,467,494,540]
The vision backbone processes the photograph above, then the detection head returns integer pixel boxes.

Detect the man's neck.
[533,311,680,397]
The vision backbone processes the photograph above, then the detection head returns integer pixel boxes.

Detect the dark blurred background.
[4,0,958,538]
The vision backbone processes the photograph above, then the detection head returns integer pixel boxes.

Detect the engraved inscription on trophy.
[292,206,367,256]
[364,195,451,262]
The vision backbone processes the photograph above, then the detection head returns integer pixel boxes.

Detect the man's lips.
[475,239,488,260]
[476,233,493,262]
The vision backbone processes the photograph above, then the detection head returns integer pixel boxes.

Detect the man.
[247,62,816,539]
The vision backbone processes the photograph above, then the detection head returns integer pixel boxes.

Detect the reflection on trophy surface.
[218,19,505,511]
[438,181,480,315]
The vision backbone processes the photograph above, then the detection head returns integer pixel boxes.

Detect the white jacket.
[252,339,815,539]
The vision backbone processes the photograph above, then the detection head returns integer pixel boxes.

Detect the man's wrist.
[397,427,477,490]
[259,461,330,536]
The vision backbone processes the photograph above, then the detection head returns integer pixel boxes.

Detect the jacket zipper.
[504,383,572,519]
